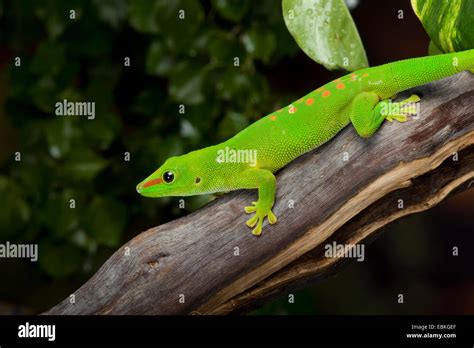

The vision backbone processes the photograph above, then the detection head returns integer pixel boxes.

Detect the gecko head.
[136,155,201,198]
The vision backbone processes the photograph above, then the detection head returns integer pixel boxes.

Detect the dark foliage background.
[0,0,472,314]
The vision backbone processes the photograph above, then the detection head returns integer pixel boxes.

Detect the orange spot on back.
[336,83,345,89]
[269,115,277,121]
[306,98,314,106]
[289,105,297,114]
[143,178,162,188]
[351,74,357,81]
[362,73,369,77]
[322,90,331,97]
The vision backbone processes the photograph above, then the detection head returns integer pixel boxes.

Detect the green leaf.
[169,62,210,105]
[128,0,160,33]
[82,112,122,151]
[84,196,128,247]
[181,102,220,135]
[31,76,60,113]
[216,69,268,107]
[30,41,66,76]
[242,26,276,63]
[45,118,81,159]
[129,0,204,51]
[65,21,114,59]
[208,31,246,65]
[62,149,108,182]
[411,0,474,53]
[180,118,199,139]
[38,240,83,278]
[12,157,52,203]
[211,0,249,22]
[34,0,84,39]
[42,190,80,240]
[282,0,368,71]
[131,88,167,117]
[93,0,128,29]
[155,0,205,53]
[0,176,31,240]
[428,40,443,55]
[217,111,250,139]
[146,41,175,77]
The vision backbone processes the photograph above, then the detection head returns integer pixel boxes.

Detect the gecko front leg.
[234,168,277,236]
[349,92,420,137]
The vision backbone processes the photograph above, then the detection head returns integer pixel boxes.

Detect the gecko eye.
[163,171,175,183]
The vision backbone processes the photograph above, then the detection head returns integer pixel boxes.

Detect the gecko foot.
[386,94,420,123]
[244,202,277,236]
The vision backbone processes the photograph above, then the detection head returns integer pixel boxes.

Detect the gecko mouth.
[136,177,163,193]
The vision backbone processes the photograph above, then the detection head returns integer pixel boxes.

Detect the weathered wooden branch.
[46,72,474,315]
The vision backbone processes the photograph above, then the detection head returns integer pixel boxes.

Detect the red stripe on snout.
[143,178,162,188]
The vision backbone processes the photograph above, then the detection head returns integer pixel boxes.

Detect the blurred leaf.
[180,118,199,139]
[411,0,474,52]
[31,76,60,113]
[93,0,128,29]
[45,118,81,159]
[154,0,204,52]
[129,0,204,47]
[84,196,128,247]
[128,0,160,33]
[217,110,250,139]
[169,62,210,105]
[216,69,251,101]
[58,87,82,102]
[139,135,185,165]
[131,88,167,117]
[12,156,54,204]
[85,64,122,106]
[428,40,443,55]
[82,112,121,151]
[34,0,84,38]
[211,0,249,22]
[208,31,246,65]
[42,190,80,240]
[62,149,108,181]
[266,22,300,60]
[30,41,66,75]
[38,240,82,278]
[242,26,276,63]
[182,102,220,135]
[282,0,368,71]
[65,20,114,59]
[0,176,31,240]
[216,69,268,107]
[7,63,36,99]
[146,41,175,77]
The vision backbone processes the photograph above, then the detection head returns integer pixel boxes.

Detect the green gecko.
[137,49,474,236]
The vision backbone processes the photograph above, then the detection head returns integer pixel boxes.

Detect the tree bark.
[45,72,474,315]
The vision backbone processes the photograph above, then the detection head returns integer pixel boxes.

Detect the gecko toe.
[251,220,263,236]
[268,210,277,224]
[244,206,257,213]
[246,215,258,228]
